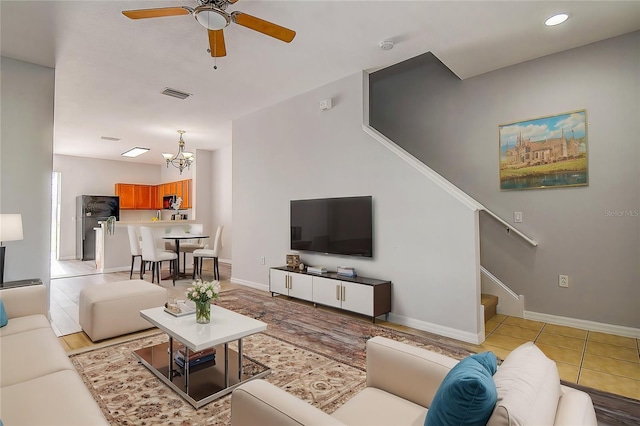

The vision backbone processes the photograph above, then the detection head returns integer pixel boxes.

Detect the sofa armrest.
[231,380,345,426]
[554,385,598,425]
[0,284,48,319]
[366,336,459,409]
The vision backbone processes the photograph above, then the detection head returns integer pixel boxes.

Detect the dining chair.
[192,225,223,280]
[164,223,205,274]
[127,226,145,279]
[141,226,177,285]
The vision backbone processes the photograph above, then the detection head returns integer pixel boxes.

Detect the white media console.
[269,266,391,322]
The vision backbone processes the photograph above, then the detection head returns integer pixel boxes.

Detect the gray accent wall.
[1,57,54,288]
[369,32,639,328]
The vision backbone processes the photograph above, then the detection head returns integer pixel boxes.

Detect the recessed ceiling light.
[545,13,569,26]
[121,147,150,158]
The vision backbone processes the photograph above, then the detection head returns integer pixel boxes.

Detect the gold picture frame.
[499,109,588,190]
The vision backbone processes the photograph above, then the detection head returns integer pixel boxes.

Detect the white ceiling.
[2,1,639,166]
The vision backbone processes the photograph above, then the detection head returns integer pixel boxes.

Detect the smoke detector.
[379,40,394,50]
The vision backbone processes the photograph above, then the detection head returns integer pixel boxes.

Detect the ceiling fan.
[122,0,296,58]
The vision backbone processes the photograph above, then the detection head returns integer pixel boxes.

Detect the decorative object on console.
[105,216,117,235]
[0,213,23,284]
[186,280,221,324]
[286,254,300,268]
[162,130,195,175]
[337,266,356,277]
[306,266,327,275]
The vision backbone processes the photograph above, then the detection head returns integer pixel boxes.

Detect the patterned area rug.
[71,288,472,425]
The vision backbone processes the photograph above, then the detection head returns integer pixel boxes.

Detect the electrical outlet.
[260,256,265,265]
[559,274,569,288]
[514,211,523,223]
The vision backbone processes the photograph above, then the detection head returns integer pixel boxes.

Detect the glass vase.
[195,300,211,324]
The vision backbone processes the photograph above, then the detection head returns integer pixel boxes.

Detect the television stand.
[269,267,391,323]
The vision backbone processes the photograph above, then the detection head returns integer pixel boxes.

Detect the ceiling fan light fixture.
[545,13,569,26]
[194,6,230,30]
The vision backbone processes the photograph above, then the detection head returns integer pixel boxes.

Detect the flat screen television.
[290,196,373,257]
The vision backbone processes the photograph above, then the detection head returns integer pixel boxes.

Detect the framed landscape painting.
[499,110,588,190]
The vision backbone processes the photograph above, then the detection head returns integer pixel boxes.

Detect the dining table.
[162,234,209,279]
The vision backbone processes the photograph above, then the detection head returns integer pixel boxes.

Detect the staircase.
[481,293,498,323]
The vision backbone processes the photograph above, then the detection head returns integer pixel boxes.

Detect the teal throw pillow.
[0,299,8,327]
[424,352,498,426]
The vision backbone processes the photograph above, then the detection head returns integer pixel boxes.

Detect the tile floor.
[51,259,639,402]
[479,314,640,400]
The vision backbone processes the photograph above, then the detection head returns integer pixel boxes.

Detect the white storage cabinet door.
[270,269,289,295]
[289,273,313,301]
[340,281,374,316]
[312,276,341,308]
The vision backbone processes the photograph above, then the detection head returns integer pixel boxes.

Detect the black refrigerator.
[76,195,120,261]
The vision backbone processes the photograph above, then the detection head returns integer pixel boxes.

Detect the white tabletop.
[161,234,208,239]
[140,305,267,352]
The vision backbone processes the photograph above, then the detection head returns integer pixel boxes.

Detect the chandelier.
[162,130,195,174]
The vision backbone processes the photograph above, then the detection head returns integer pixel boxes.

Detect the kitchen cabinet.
[151,186,159,210]
[134,185,153,210]
[181,179,191,208]
[116,179,192,211]
[114,184,135,209]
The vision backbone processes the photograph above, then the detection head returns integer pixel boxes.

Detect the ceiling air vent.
[100,136,121,141]
[161,87,192,100]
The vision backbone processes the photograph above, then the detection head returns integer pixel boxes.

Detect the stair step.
[481,293,498,323]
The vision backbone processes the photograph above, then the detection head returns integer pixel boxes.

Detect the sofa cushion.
[332,387,428,426]
[424,352,498,426]
[0,370,109,425]
[0,314,51,337]
[0,299,7,327]
[487,342,561,426]
[0,327,75,387]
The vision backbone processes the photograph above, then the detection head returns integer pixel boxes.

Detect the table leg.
[184,346,190,394]
[175,239,181,278]
[224,342,229,388]
[238,339,243,380]
[168,336,174,381]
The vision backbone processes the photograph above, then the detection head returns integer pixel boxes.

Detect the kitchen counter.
[95,220,200,273]
[114,220,196,226]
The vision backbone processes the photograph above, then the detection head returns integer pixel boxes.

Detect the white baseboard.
[230,276,269,292]
[525,311,640,338]
[387,312,483,345]
[101,266,130,274]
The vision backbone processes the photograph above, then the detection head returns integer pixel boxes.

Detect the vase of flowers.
[186,280,220,324]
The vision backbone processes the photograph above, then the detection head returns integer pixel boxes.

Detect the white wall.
[232,73,483,343]
[1,57,54,287]
[212,146,232,261]
[53,155,161,259]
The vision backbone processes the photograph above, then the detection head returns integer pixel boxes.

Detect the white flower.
[206,290,213,299]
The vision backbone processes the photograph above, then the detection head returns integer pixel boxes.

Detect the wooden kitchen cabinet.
[151,186,159,210]
[181,179,191,208]
[134,185,153,210]
[115,183,135,209]
[116,179,192,210]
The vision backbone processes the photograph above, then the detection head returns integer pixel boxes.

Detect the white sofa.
[0,284,108,425]
[230,336,597,426]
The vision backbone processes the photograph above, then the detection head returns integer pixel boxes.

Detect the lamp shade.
[0,214,24,242]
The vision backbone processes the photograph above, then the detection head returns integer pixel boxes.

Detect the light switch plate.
[514,211,523,223]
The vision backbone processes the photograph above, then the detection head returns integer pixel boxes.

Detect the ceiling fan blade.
[232,12,296,43]
[122,7,190,20]
[208,30,227,57]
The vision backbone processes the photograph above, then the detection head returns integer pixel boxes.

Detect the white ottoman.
[79,280,167,342]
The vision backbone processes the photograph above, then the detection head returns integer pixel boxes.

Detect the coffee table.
[134,304,270,408]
